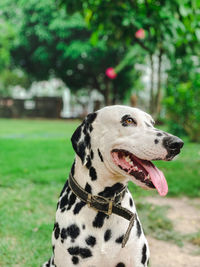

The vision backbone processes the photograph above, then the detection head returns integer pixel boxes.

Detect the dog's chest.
[52,185,149,266]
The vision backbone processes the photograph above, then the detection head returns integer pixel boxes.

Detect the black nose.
[163,136,184,159]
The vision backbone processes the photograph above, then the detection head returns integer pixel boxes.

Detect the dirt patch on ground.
[145,197,200,267]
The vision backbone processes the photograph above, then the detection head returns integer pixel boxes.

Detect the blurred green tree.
[1,0,142,104]
[0,21,14,72]
[0,0,30,96]
[60,0,200,118]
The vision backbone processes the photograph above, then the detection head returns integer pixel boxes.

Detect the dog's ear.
[71,112,97,166]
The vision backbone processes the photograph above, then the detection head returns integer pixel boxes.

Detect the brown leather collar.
[68,174,136,248]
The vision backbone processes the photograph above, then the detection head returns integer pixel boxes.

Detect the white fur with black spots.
[43,105,183,267]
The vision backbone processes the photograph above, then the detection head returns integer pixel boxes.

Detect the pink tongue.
[143,163,168,196]
[112,152,168,196]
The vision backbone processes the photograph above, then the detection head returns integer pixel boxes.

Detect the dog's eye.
[121,115,137,127]
[125,117,137,125]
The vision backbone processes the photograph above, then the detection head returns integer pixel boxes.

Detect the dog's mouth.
[111,149,168,196]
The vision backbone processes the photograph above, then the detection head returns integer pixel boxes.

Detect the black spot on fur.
[104,229,112,242]
[61,228,68,241]
[68,246,92,259]
[46,259,50,267]
[89,166,97,181]
[72,256,79,265]
[85,183,92,193]
[71,125,85,162]
[51,258,56,267]
[67,224,80,240]
[60,194,68,209]
[93,212,108,228]
[67,192,76,210]
[98,183,124,198]
[85,156,92,169]
[77,141,86,163]
[85,235,96,247]
[68,246,79,255]
[89,124,93,132]
[85,133,91,148]
[116,263,126,267]
[129,198,133,207]
[115,234,124,244]
[154,139,159,144]
[71,161,75,176]
[83,125,87,135]
[59,186,71,209]
[82,224,85,230]
[141,244,147,264]
[83,113,97,134]
[136,218,142,238]
[98,149,104,162]
[73,183,91,215]
[59,180,69,197]
[157,132,163,136]
[90,150,94,159]
[61,208,65,213]
[79,248,92,258]
[54,222,60,239]
[71,125,82,146]
[61,224,80,242]
[71,113,97,164]
[73,201,86,215]
[86,112,97,124]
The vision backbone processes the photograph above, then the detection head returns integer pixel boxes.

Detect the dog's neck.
[73,156,127,197]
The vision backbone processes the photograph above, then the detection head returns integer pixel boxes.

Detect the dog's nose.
[163,136,184,158]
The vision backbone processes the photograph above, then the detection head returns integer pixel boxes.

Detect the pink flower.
[135,28,145,39]
[105,67,117,79]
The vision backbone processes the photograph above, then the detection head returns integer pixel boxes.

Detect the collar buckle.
[106,199,113,216]
[87,193,92,208]
[87,193,113,216]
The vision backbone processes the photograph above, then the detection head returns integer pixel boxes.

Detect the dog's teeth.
[134,166,138,171]
[125,156,131,163]
[144,174,150,180]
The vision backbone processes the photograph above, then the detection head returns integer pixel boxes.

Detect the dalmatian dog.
[43,105,184,267]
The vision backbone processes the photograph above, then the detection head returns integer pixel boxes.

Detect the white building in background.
[88,89,104,112]
[60,88,71,118]
[10,78,104,118]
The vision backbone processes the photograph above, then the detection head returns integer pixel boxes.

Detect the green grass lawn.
[0,118,200,266]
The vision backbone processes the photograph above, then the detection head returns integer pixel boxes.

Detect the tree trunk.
[104,79,111,106]
[155,49,163,118]
[149,54,155,114]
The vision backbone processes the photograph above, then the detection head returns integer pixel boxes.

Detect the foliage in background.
[60,0,200,133]
[165,72,200,142]
[0,0,144,104]
[0,0,200,141]
[0,20,15,72]
[0,69,30,97]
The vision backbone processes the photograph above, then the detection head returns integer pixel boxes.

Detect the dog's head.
[71,105,184,196]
